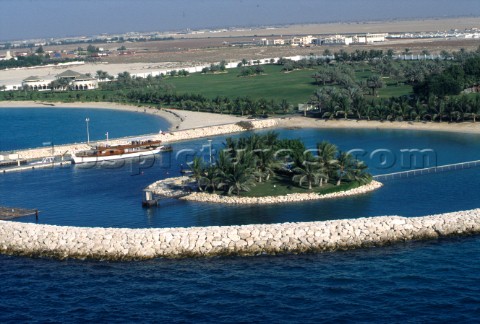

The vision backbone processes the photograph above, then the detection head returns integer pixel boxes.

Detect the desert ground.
[1,17,479,86]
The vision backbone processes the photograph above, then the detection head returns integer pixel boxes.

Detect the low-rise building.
[291,35,315,46]
[22,76,53,91]
[56,70,98,90]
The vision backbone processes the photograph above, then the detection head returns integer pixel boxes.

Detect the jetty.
[373,159,480,181]
[143,176,194,207]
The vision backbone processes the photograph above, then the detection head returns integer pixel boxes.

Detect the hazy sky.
[1,0,480,41]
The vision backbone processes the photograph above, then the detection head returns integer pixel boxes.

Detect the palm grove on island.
[188,132,372,197]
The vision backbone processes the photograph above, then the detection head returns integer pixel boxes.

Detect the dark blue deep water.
[1,108,480,322]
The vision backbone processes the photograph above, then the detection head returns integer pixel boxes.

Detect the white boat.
[29,156,55,165]
[71,140,166,164]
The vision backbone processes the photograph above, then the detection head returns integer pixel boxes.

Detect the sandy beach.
[276,116,480,135]
[4,100,480,136]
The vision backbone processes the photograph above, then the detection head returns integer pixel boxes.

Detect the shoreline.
[4,100,480,135]
[277,117,480,135]
[4,101,480,161]
[147,176,383,205]
[0,100,249,131]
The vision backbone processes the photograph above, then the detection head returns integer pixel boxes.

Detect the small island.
[147,132,382,204]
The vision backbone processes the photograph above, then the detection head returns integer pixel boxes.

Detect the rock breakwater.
[1,209,479,260]
[182,181,383,204]
[146,177,382,204]
[14,119,278,160]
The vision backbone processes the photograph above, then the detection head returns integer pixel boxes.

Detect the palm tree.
[348,161,371,184]
[292,157,326,190]
[366,74,384,97]
[189,156,205,190]
[316,141,338,185]
[335,151,356,186]
[218,163,256,196]
[199,165,220,193]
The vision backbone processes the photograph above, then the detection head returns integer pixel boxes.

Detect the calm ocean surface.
[0,107,170,151]
[1,108,480,322]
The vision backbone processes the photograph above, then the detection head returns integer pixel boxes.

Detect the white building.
[291,35,315,46]
[260,38,269,46]
[56,70,98,90]
[353,33,388,44]
[22,76,53,91]
[0,50,13,61]
[319,35,354,46]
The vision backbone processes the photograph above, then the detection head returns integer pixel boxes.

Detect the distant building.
[56,70,98,90]
[21,70,98,91]
[317,33,387,46]
[273,39,285,45]
[0,50,13,61]
[319,35,354,46]
[353,33,388,44]
[291,35,315,46]
[22,76,53,91]
[260,38,269,46]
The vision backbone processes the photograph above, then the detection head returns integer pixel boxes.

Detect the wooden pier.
[0,207,38,220]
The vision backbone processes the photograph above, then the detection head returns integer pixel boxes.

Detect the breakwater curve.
[1,209,480,260]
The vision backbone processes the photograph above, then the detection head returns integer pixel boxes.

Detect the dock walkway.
[373,159,480,181]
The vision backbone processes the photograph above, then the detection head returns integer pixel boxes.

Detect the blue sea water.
[1,108,480,322]
[0,107,169,151]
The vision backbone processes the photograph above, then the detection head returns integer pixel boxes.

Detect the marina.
[2,106,480,322]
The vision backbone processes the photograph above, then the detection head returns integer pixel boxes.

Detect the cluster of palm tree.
[188,132,371,196]
[309,89,480,122]
[291,141,371,190]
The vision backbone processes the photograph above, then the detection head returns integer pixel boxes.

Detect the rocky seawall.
[1,209,479,260]
[182,181,383,204]
[14,119,278,160]
[147,177,383,204]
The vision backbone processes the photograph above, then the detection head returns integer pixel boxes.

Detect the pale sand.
[4,100,480,135]
[277,117,480,135]
[0,62,196,87]
[184,17,480,38]
[0,101,248,131]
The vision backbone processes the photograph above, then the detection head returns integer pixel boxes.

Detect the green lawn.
[165,65,317,104]
[165,64,413,104]
[0,63,413,106]
[241,174,364,197]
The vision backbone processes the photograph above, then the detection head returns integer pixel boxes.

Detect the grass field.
[0,63,413,107]
[242,174,363,197]
[165,65,315,104]
[165,64,413,105]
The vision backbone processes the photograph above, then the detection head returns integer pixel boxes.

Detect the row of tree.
[189,132,371,195]
[309,89,480,122]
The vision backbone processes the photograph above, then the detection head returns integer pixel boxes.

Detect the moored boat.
[71,140,166,164]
